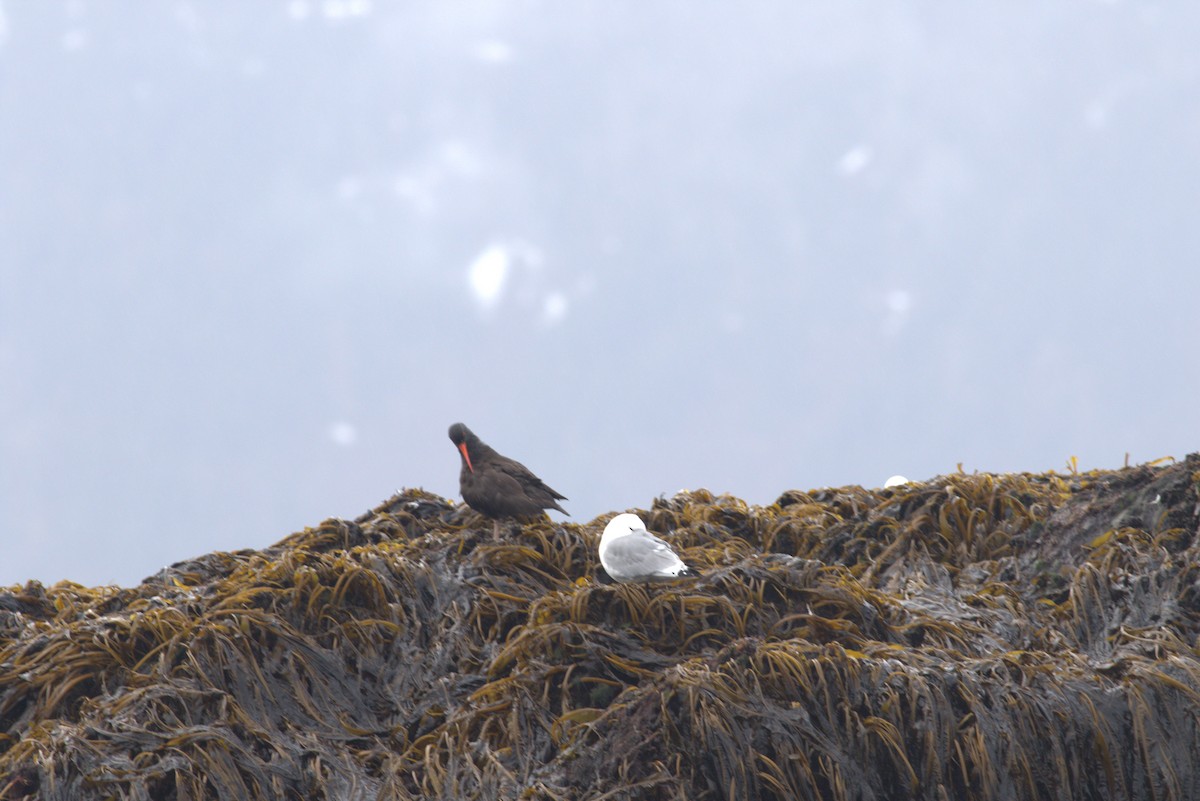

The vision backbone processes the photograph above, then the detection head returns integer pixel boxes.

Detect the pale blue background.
[2,2,1198,585]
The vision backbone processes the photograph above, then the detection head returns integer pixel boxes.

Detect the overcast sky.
[2,1,1198,587]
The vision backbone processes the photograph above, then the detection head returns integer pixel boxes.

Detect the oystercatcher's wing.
[495,456,568,506]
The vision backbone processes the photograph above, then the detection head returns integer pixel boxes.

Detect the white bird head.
[601,513,646,548]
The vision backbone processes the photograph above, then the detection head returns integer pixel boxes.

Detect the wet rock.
[1,456,1199,800]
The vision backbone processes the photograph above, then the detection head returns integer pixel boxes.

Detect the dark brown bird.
[448,422,568,537]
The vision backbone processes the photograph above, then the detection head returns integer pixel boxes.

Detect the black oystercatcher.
[448,422,568,537]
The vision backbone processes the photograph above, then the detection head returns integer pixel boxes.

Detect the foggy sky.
[2,1,1198,586]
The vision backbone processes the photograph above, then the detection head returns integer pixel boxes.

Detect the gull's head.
[601,513,646,547]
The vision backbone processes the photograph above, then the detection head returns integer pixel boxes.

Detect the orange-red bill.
[458,442,474,473]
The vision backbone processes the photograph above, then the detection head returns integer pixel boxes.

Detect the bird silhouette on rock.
[448,422,568,538]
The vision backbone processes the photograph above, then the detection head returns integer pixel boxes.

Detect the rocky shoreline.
[2,456,1198,800]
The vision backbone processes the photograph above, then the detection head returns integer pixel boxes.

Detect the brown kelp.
[2,456,1200,800]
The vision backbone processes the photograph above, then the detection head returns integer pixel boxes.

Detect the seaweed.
[1,458,1199,800]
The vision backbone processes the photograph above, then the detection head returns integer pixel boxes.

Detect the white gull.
[599,513,695,583]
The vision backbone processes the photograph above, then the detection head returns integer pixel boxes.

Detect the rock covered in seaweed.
[0,459,1199,800]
